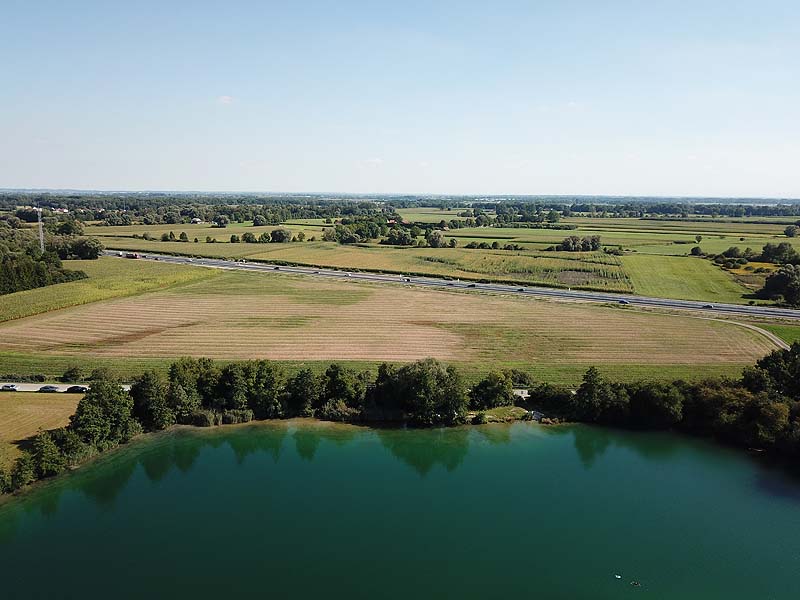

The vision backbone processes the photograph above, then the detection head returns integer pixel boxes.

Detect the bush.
[222,409,254,424]
[61,365,83,383]
[190,410,217,427]
[318,400,360,422]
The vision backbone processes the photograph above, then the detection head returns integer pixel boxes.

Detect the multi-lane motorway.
[106,251,800,321]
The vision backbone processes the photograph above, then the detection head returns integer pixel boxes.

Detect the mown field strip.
[0,271,776,370]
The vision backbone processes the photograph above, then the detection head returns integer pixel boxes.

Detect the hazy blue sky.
[2,0,798,196]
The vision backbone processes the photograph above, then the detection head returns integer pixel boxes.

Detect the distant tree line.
[546,235,602,252]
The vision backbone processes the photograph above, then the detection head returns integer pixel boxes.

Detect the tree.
[70,376,138,450]
[242,232,257,243]
[470,371,514,410]
[56,220,84,236]
[785,225,798,238]
[245,360,285,418]
[627,382,684,429]
[230,234,240,243]
[161,233,170,242]
[426,230,446,248]
[70,237,104,259]
[31,430,66,477]
[284,369,320,416]
[130,370,174,431]
[218,364,249,411]
[373,359,467,425]
[759,265,800,306]
[321,364,365,409]
[572,367,628,423]
[448,238,458,248]
[10,453,35,490]
[690,246,703,256]
[253,215,267,226]
[61,365,83,383]
[213,215,229,228]
[695,235,703,243]
[751,343,800,401]
[271,228,292,243]
[322,227,337,242]
[296,231,306,242]
[179,232,189,242]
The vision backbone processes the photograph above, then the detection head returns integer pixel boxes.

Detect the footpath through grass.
[0,257,218,323]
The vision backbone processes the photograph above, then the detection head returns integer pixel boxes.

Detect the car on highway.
[1,384,18,392]
[65,385,89,394]
[404,278,411,282]
[702,304,714,309]
[38,385,60,393]
[314,271,320,274]
[517,288,525,292]
[619,300,630,305]
[274,266,280,270]
[467,283,476,288]
[346,272,352,277]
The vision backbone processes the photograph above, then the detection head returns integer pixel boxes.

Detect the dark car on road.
[1,384,18,392]
[66,385,89,394]
[38,385,60,393]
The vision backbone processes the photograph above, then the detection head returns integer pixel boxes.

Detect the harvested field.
[0,392,82,469]
[0,270,777,371]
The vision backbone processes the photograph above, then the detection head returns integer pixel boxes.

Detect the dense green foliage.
[0,225,90,295]
[2,345,800,496]
[531,344,800,454]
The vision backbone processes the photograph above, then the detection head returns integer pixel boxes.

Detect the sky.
[1,0,799,197]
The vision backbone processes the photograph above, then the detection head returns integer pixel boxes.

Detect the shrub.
[222,409,254,424]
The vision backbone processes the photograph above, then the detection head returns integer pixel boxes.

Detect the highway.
[106,251,800,321]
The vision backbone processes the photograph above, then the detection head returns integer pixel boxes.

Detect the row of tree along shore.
[2,344,799,495]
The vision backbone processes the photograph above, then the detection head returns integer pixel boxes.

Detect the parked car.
[65,385,89,394]
[1,384,18,392]
[38,385,60,393]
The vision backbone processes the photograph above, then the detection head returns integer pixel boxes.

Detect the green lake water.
[1,421,799,599]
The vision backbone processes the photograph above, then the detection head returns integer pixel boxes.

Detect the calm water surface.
[1,421,799,599]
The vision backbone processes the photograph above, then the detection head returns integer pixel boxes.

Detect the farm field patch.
[0,392,82,469]
[0,270,777,386]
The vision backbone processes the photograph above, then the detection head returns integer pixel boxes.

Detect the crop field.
[0,257,218,323]
[0,392,82,469]
[0,269,779,387]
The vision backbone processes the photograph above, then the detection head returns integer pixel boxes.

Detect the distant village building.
[191,218,203,224]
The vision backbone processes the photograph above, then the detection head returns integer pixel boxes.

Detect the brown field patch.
[0,271,777,369]
[0,392,82,469]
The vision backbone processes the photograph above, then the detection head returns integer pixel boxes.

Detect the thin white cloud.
[217,95,235,105]
[363,157,383,166]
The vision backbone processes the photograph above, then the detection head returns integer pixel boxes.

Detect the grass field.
[760,324,800,345]
[0,268,778,386]
[0,258,218,323]
[0,392,81,469]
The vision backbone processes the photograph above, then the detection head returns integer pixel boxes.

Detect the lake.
[1,421,799,599]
